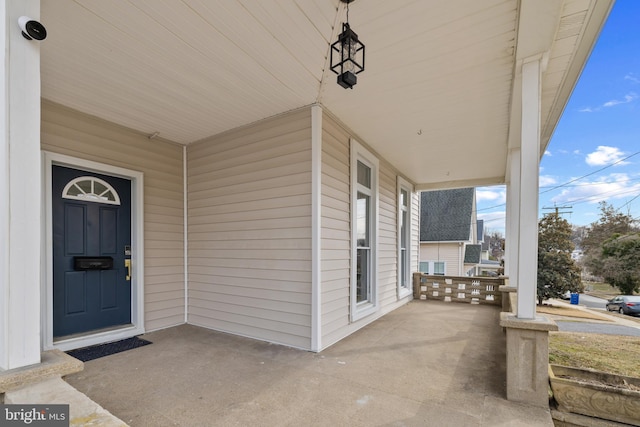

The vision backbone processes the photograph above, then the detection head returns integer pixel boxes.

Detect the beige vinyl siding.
[41,100,186,332]
[377,160,398,308]
[187,108,312,350]
[320,114,415,349]
[420,242,463,276]
[412,192,421,274]
[319,116,351,346]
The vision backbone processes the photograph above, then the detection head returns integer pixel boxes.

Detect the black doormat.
[66,336,152,362]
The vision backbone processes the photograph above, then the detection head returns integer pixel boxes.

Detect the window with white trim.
[419,261,446,275]
[419,262,429,274]
[434,261,445,275]
[351,140,378,321]
[397,177,413,298]
[62,176,121,205]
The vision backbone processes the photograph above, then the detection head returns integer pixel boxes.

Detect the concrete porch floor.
[65,301,553,426]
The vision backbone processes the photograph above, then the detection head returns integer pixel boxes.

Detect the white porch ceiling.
[40,0,613,189]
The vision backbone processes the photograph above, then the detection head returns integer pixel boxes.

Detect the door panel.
[100,208,118,253]
[53,165,132,338]
[64,272,86,314]
[65,204,86,254]
[100,270,119,309]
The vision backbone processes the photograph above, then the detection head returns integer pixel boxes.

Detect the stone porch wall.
[413,273,503,306]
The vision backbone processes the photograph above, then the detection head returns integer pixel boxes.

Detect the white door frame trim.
[42,151,145,351]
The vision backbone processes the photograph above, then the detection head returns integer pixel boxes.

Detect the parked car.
[606,296,640,316]
[560,291,572,300]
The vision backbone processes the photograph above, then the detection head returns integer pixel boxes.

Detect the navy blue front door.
[52,165,132,338]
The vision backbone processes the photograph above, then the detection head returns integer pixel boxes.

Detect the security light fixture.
[330,0,365,89]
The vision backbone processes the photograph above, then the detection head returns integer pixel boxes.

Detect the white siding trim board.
[183,145,188,323]
[311,104,322,351]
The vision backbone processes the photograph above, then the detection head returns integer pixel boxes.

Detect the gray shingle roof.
[420,188,474,241]
[464,244,481,264]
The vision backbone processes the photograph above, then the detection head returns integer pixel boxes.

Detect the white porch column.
[504,150,521,282]
[503,184,510,277]
[499,152,520,313]
[516,57,541,320]
[0,0,42,370]
[499,58,558,407]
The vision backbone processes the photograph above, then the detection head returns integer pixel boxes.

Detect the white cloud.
[476,186,506,204]
[544,150,552,157]
[477,211,506,234]
[603,92,637,107]
[539,175,557,187]
[578,92,637,112]
[585,146,627,166]
[476,187,507,234]
[573,150,581,155]
[550,173,640,206]
[625,73,640,84]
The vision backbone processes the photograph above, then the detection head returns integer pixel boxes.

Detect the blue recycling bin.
[570,293,579,305]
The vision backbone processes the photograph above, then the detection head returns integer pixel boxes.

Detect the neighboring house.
[478,219,486,252]
[2,2,613,407]
[478,220,504,276]
[477,259,503,277]
[571,249,584,261]
[419,188,481,276]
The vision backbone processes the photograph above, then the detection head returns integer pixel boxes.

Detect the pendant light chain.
[346,1,349,24]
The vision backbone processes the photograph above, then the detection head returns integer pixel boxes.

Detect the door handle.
[125,259,131,281]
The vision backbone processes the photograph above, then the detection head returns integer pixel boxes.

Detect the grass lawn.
[537,305,612,321]
[583,281,620,300]
[549,332,640,378]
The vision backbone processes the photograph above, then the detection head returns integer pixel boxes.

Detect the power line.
[617,192,640,212]
[476,202,507,212]
[539,176,640,189]
[476,150,640,213]
[539,150,640,195]
[477,183,640,212]
[557,187,640,207]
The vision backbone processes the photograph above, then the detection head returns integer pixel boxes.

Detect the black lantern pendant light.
[330,0,365,89]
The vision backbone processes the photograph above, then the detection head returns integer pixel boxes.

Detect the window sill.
[398,287,412,300]
[351,302,377,322]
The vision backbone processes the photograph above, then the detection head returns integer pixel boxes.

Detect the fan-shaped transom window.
[62,176,121,205]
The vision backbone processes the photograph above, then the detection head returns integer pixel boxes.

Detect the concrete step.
[5,376,128,426]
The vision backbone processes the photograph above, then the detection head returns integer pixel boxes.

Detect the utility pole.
[542,205,572,217]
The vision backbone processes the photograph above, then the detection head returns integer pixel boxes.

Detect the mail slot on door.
[73,256,114,270]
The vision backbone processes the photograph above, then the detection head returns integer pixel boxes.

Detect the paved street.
[575,293,608,310]
[551,295,640,336]
[555,320,640,337]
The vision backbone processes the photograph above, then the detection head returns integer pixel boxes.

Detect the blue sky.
[477,0,640,235]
